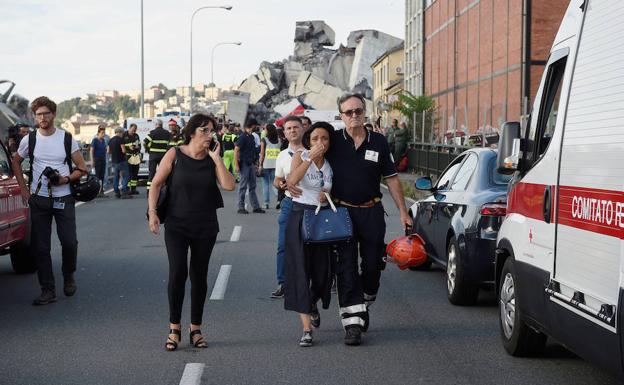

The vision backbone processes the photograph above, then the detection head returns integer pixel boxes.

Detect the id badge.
[52,199,65,210]
[365,150,379,163]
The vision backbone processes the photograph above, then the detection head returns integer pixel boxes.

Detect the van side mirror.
[497,122,521,174]
[415,177,433,191]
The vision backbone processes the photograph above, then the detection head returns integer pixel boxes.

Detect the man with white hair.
[144,119,171,191]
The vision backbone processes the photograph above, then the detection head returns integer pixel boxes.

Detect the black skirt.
[283,202,332,314]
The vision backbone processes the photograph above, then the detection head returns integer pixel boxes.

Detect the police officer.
[124,123,141,195]
[144,119,171,191]
[168,119,184,148]
[221,124,238,179]
[291,93,412,346]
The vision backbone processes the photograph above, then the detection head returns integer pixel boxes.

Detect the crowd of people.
[8,92,413,350]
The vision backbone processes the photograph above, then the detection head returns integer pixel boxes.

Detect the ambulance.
[124,116,186,178]
[495,0,624,377]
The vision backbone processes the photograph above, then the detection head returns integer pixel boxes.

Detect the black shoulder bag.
[147,148,178,223]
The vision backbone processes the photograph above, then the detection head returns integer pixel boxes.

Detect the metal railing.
[406,142,471,178]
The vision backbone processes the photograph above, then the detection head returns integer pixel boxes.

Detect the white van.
[495,0,624,377]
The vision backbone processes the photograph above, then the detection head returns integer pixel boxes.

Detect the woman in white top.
[284,122,334,347]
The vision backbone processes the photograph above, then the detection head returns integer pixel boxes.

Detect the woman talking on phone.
[148,113,235,351]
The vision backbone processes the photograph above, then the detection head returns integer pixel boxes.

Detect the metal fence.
[406,142,470,178]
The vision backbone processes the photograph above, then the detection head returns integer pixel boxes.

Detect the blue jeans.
[238,163,260,210]
[112,161,129,194]
[262,168,276,206]
[276,196,292,284]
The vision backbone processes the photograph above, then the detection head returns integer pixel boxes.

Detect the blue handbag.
[301,193,353,244]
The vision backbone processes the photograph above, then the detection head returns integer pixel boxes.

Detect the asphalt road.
[0,187,621,385]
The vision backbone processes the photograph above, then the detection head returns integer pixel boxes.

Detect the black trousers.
[93,157,106,183]
[128,162,139,191]
[29,194,78,292]
[164,226,217,325]
[334,202,386,328]
[147,154,164,190]
[283,203,332,314]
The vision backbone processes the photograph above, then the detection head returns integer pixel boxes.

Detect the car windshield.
[490,158,513,185]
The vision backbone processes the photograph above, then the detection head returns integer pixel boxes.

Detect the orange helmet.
[385,233,427,270]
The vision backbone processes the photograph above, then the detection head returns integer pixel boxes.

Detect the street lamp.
[140,0,145,118]
[209,42,242,88]
[189,5,233,114]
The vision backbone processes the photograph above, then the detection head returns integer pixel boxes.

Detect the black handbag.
[301,192,353,244]
[146,149,178,223]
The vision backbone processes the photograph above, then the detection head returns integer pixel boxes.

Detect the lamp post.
[209,42,242,88]
[140,0,144,118]
[189,5,233,114]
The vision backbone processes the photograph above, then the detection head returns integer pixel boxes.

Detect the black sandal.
[189,329,208,348]
[165,328,181,351]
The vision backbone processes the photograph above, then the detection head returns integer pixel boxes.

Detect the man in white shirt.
[12,96,87,305]
[270,116,304,298]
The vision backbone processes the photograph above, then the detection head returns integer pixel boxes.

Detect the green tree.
[392,92,436,143]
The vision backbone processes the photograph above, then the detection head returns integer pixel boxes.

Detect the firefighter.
[144,119,171,191]
[168,119,184,148]
[124,123,141,195]
[221,123,238,180]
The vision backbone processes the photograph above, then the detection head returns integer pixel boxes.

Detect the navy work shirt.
[235,131,257,166]
[326,128,397,204]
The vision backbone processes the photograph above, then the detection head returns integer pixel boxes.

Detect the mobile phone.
[209,138,218,151]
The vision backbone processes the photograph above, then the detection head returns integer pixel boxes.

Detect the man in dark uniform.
[292,93,412,346]
[124,123,141,195]
[144,119,170,191]
[168,119,184,148]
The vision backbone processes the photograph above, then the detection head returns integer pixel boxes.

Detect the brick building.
[422,0,568,138]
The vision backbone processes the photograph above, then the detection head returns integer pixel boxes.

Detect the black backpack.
[27,130,73,187]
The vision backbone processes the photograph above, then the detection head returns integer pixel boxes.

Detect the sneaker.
[252,208,266,213]
[64,275,77,297]
[33,289,57,306]
[310,304,321,328]
[237,209,249,214]
[270,284,284,298]
[299,330,313,347]
[344,325,362,346]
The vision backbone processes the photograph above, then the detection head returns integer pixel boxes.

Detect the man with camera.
[12,96,87,306]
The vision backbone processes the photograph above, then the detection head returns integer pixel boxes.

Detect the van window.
[526,55,567,163]
[435,155,464,190]
[451,154,477,190]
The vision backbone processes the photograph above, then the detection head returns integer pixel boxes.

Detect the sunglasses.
[341,108,364,117]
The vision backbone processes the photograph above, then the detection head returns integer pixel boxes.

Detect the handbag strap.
[167,148,179,185]
[315,192,337,214]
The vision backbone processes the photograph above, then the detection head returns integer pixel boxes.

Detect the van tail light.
[480,202,507,216]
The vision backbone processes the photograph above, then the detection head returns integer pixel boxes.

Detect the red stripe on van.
[508,182,624,239]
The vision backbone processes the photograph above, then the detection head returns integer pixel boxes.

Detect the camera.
[42,166,62,185]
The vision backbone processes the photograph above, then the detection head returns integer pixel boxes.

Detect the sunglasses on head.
[341,108,364,117]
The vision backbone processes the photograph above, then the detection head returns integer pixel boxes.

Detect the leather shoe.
[33,289,57,306]
[64,276,77,297]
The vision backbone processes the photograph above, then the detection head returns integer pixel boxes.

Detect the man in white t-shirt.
[12,96,87,306]
[270,116,304,299]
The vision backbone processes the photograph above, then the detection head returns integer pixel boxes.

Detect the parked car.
[409,148,511,305]
[0,139,34,273]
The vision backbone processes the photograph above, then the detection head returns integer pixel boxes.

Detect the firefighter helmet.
[385,233,427,270]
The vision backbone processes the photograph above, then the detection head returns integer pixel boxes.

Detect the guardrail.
[406,142,471,178]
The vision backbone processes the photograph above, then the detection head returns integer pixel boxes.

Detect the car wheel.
[10,240,36,274]
[446,236,479,305]
[408,260,432,271]
[499,257,546,356]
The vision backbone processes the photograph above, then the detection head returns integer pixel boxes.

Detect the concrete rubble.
[237,21,402,122]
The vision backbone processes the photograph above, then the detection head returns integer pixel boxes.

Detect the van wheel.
[446,236,479,305]
[409,260,432,271]
[499,257,546,356]
[10,241,36,274]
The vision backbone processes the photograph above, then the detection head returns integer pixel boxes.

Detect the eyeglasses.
[318,170,324,188]
[197,126,212,133]
[35,111,53,118]
[341,108,364,117]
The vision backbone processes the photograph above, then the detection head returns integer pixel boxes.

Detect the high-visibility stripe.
[145,136,153,142]
[150,148,167,153]
[151,140,169,144]
[340,304,367,315]
[341,317,365,328]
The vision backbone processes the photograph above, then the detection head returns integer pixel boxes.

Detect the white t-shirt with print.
[275,148,295,198]
[293,151,333,207]
[17,128,80,198]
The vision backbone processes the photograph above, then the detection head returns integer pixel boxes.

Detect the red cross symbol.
[529,229,533,243]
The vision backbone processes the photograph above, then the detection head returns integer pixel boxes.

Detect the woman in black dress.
[148,114,235,351]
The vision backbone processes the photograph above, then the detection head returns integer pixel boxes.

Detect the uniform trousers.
[164,225,217,325]
[127,162,139,192]
[147,154,164,190]
[334,202,386,328]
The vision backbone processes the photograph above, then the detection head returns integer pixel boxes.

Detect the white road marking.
[179,363,205,385]
[230,225,242,242]
[209,265,232,300]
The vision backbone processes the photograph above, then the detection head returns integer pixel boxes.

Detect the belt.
[333,197,381,208]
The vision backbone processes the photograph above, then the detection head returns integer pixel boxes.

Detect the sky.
[2,0,404,102]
